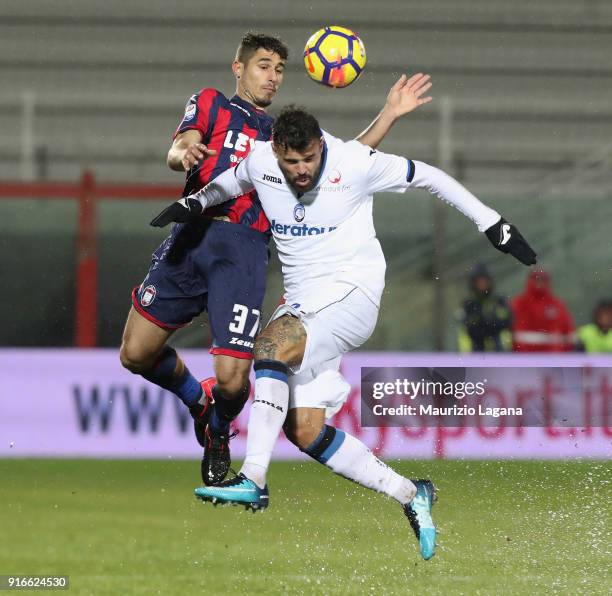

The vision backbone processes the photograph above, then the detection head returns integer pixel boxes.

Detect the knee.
[284,420,324,451]
[119,341,156,374]
[253,316,305,366]
[216,372,249,398]
[214,358,251,398]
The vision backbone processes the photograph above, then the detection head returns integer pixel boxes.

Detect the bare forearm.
[167,130,212,172]
[356,73,433,149]
[166,146,185,172]
[167,144,187,171]
[355,107,398,149]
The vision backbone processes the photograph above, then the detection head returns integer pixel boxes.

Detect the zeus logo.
[500,224,512,245]
[271,220,337,237]
[229,337,254,348]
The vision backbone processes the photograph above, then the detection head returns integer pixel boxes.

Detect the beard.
[242,83,274,108]
[253,95,273,108]
[291,175,315,192]
[284,165,322,193]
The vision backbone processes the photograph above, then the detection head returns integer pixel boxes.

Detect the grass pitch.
[0,459,609,595]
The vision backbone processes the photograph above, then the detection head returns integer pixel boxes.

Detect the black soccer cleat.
[200,426,238,486]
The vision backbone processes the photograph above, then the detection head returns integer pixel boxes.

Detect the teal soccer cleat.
[194,473,269,512]
[403,479,437,560]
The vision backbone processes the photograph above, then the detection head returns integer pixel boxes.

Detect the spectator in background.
[576,300,612,352]
[511,269,575,352]
[457,263,512,352]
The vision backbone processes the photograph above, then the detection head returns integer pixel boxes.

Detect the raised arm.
[193,163,254,209]
[150,161,254,228]
[167,89,223,172]
[362,146,537,266]
[409,160,536,265]
[409,160,499,232]
[355,73,433,149]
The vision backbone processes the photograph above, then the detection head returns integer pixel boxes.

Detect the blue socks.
[142,346,202,407]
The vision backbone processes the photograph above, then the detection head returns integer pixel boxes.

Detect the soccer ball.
[303,26,366,88]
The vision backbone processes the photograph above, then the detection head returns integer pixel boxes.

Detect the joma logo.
[263,174,282,184]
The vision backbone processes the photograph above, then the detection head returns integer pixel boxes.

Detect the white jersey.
[239,132,408,308]
[192,131,500,310]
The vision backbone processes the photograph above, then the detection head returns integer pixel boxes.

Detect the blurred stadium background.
[1,0,611,349]
[1,2,610,593]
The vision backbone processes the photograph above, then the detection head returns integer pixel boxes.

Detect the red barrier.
[0,172,181,347]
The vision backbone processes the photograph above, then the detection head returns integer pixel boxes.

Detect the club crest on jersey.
[328,169,342,184]
[184,103,196,121]
[140,285,156,307]
[293,203,306,222]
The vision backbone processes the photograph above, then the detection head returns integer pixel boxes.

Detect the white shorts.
[269,284,379,417]
[288,357,350,419]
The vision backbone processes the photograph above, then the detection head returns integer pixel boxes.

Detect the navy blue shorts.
[133,219,269,359]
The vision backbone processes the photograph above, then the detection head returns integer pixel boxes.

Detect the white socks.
[304,425,417,505]
[239,361,416,504]
[239,361,289,488]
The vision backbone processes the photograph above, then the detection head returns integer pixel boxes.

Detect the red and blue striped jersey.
[174,88,274,236]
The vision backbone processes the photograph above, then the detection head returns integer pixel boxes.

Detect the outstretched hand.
[384,73,433,119]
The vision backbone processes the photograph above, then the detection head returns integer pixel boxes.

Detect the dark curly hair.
[236,32,289,64]
[272,105,322,151]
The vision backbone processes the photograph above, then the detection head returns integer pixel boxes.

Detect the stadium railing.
[0,173,181,347]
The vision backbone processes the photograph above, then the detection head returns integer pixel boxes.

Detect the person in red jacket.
[511,270,575,351]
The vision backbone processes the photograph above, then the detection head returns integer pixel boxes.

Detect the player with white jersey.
[152,105,536,560]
